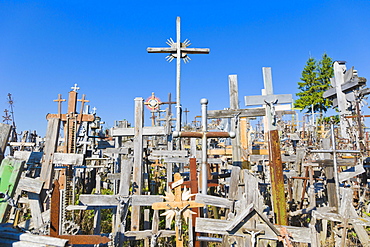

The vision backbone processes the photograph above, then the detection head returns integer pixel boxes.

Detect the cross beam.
[147,17,210,132]
[173,99,235,196]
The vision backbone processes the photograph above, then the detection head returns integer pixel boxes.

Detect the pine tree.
[294,53,334,114]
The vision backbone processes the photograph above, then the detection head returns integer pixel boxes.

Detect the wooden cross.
[152,173,204,247]
[244,67,290,225]
[207,75,266,164]
[111,97,168,231]
[147,16,210,132]
[245,67,292,131]
[323,61,369,139]
[53,94,66,119]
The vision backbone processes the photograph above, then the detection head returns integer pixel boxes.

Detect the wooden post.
[131,97,144,231]
[0,123,11,162]
[229,75,242,165]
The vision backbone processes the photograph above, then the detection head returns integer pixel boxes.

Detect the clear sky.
[1,1,370,136]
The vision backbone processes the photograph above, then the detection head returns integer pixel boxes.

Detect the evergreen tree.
[294,53,334,113]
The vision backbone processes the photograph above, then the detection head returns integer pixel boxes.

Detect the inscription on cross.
[147,16,210,132]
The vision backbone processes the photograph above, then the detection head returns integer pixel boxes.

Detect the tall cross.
[244,67,291,225]
[147,16,210,132]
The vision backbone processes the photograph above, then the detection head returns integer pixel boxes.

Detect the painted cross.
[147,16,210,132]
[71,83,80,92]
[152,173,204,247]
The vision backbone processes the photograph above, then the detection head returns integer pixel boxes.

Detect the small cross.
[92,107,97,114]
[78,94,90,122]
[71,83,80,92]
[53,94,66,117]
[152,173,204,247]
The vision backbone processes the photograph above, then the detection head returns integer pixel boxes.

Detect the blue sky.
[1,1,370,136]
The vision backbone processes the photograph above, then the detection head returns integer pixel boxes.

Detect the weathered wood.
[132,97,144,231]
[207,108,265,119]
[28,192,44,229]
[0,123,11,160]
[111,126,166,136]
[52,153,84,166]
[132,195,163,206]
[195,194,233,208]
[79,195,118,206]
[40,118,60,189]
[0,229,68,246]
[151,150,188,157]
[17,177,44,194]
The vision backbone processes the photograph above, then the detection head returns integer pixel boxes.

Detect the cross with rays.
[147,17,210,132]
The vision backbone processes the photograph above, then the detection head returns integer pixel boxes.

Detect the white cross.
[71,83,80,92]
[92,107,97,114]
[147,17,210,132]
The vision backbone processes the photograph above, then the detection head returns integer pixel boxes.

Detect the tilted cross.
[147,16,210,132]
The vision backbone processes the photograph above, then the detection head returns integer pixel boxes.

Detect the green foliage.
[295,53,334,114]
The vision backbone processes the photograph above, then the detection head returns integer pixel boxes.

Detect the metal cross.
[71,83,80,92]
[147,16,210,132]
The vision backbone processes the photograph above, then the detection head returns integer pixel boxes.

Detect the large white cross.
[147,17,210,132]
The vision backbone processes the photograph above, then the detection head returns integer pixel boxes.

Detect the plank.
[40,118,60,189]
[195,194,233,208]
[78,195,118,206]
[0,123,11,160]
[131,195,163,206]
[0,157,25,223]
[151,150,188,157]
[17,177,44,194]
[52,153,84,165]
[207,108,265,119]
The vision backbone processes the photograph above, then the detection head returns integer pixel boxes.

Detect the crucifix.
[152,173,204,247]
[147,16,210,132]
[244,67,291,225]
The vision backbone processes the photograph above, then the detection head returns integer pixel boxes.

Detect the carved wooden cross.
[152,173,204,247]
